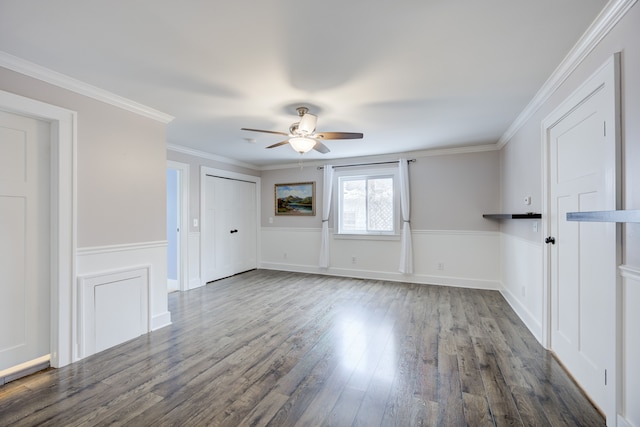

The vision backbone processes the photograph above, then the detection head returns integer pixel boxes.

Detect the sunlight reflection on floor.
[338,314,396,384]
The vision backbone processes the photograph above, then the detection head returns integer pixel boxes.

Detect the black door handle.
[230,229,238,234]
[545,236,555,244]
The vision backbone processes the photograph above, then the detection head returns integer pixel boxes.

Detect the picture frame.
[275,182,316,216]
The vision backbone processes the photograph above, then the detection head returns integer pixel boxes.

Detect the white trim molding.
[261,227,500,290]
[200,167,262,286]
[498,0,637,148]
[0,89,77,369]
[499,233,545,343]
[76,241,168,256]
[540,54,622,425]
[0,51,174,124]
[76,240,172,355]
[619,264,640,282]
[168,144,259,170]
[618,264,640,427]
[167,160,190,292]
[77,266,150,359]
[188,232,201,290]
[258,144,499,171]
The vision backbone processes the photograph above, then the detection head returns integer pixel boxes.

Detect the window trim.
[333,166,400,239]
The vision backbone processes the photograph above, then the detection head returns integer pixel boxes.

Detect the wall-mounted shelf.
[483,213,541,220]
[566,210,640,223]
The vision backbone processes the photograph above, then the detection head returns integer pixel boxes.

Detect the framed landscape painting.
[275,182,315,216]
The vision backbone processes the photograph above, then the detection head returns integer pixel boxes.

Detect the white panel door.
[205,176,232,281]
[0,110,50,371]
[204,176,257,282]
[234,179,257,274]
[549,83,615,413]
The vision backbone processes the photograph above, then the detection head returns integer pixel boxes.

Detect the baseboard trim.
[189,278,202,289]
[0,355,50,385]
[619,264,640,281]
[151,311,172,331]
[616,414,633,427]
[259,263,500,290]
[500,285,543,343]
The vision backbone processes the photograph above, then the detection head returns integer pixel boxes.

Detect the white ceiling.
[0,0,607,167]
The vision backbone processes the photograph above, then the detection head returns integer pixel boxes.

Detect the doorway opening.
[541,54,621,422]
[167,161,189,292]
[0,90,76,370]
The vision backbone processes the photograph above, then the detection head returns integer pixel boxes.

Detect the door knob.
[230,229,238,234]
[545,236,556,244]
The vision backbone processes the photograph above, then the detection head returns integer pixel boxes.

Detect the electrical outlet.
[283,252,287,259]
[437,262,444,271]
[352,256,357,264]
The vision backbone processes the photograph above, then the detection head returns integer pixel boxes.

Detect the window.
[336,169,399,236]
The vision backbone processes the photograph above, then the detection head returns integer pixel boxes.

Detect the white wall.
[167,146,261,289]
[0,63,172,366]
[619,266,640,427]
[261,228,500,289]
[170,146,502,290]
[259,149,502,289]
[0,66,168,248]
[498,2,640,425]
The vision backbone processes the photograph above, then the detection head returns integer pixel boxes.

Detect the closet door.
[203,176,257,283]
[232,179,257,274]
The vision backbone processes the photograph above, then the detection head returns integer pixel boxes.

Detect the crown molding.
[407,143,499,158]
[497,0,637,148]
[258,143,500,171]
[0,51,174,124]
[167,143,260,170]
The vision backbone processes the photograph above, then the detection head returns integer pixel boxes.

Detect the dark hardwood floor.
[0,270,604,426]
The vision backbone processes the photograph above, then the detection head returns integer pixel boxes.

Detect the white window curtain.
[399,158,413,274]
[319,164,334,268]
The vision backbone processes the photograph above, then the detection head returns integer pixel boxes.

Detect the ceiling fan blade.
[266,140,290,149]
[298,114,318,134]
[241,128,289,136]
[313,141,330,154]
[315,132,363,140]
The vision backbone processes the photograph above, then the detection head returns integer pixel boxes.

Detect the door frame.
[199,166,261,286]
[541,53,621,422]
[0,90,77,369]
[167,160,189,292]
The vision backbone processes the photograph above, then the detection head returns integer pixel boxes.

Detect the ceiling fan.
[241,106,363,154]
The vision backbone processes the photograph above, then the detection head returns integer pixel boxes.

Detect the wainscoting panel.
[188,232,202,289]
[78,267,148,357]
[260,228,500,290]
[76,241,171,361]
[499,233,544,342]
[619,265,640,427]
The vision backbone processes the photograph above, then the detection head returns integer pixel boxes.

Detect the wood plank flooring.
[0,270,604,426]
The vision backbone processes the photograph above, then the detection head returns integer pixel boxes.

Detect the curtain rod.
[317,159,415,170]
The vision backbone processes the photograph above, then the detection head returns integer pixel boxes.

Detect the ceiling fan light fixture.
[289,137,316,154]
[298,113,317,135]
